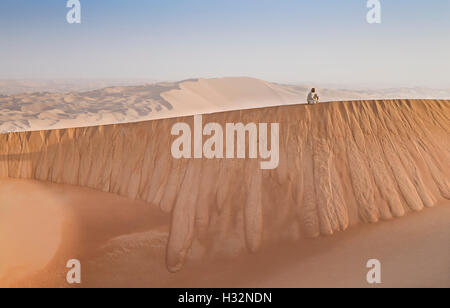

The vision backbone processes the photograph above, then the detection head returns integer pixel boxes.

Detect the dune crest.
[0,99,449,272]
[2,77,449,134]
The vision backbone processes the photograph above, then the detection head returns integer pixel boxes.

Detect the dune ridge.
[0,99,449,272]
[2,77,449,134]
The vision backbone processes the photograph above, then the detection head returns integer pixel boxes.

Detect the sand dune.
[0,79,156,96]
[160,77,301,111]
[0,81,183,133]
[1,77,449,133]
[1,98,448,277]
[0,77,304,133]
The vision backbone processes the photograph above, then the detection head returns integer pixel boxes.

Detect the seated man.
[307,88,319,105]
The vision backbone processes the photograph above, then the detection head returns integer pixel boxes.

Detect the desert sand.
[0,79,156,96]
[2,77,450,133]
[0,78,448,287]
[0,179,448,288]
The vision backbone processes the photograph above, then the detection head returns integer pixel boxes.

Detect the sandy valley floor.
[0,178,448,288]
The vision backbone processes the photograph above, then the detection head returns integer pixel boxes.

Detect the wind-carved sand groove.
[0,99,449,272]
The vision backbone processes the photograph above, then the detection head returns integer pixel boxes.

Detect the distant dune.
[1,77,449,133]
[0,79,156,95]
[0,78,301,133]
[0,99,448,278]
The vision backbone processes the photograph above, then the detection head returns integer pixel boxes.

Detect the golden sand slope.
[0,99,449,272]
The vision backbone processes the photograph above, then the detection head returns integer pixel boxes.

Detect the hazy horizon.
[1,1,449,88]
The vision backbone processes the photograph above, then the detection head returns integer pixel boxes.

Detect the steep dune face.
[0,99,449,272]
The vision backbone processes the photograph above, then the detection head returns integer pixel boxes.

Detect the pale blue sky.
[0,0,449,87]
